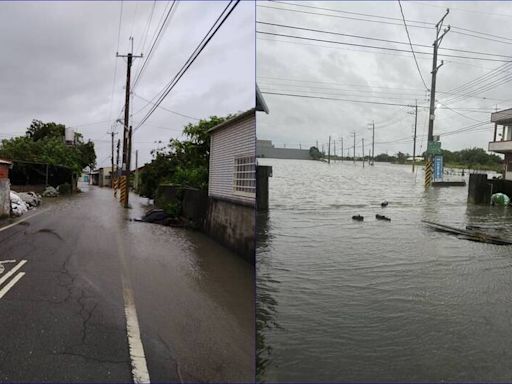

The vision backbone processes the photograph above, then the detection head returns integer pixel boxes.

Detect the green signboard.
[427,141,442,155]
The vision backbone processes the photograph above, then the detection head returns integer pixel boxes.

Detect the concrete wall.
[98,167,112,188]
[256,140,312,160]
[209,113,256,205]
[256,165,272,211]
[0,179,10,218]
[205,197,255,264]
[468,173,512,204]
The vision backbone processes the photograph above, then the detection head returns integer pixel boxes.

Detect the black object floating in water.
[381,201,389,207]
[352,215,364,221]
[376,214,391,221]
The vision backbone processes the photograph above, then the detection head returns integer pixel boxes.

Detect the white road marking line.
[123,280,151,384]
[0,260,17,275]
[0,272,25,299]
[0,260,27,287]
[0,208,50,232]
[116,230,150,384]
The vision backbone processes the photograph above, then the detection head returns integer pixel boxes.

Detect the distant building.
[489,108,512,180]
[90,167,112,187]
[256,139,312,160]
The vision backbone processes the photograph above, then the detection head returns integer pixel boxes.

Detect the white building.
[208,110,257,204]
[489,108,512,180]
[205,87,268,262]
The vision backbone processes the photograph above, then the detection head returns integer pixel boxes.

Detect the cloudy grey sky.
[0,1,255,168]
[257,1,512,157]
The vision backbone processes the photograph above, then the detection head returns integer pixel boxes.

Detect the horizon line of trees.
[309,146,502,168]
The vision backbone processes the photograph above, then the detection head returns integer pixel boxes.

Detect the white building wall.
[209,113,255,204]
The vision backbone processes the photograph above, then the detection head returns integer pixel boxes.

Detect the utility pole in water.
[362,138,365,168]
[328,136,331,164]
[116,37,142,207]
[352,132,356,164]
[425,9,450,188]
[370,121,375,166]
[341,137,344,162]
[412,100,418,172]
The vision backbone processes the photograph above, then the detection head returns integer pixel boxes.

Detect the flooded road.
[257,159,512,382]
[0,184,254,382]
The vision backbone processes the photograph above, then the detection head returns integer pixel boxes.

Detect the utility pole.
[411,99,418,172]
[328,136,331,164]
[370,121,375,166]
[115,138,120,197]
[135,149,139,193]
[116,37,142,207]
[116,139,121,176]
[127,125,133,190]
[333,139,336,161]
[426,9,450,188]
[362,138,365,168]
[109,129,118,188]
[316,140,319,149]
[352,132,356,164]
[341,137,343,162]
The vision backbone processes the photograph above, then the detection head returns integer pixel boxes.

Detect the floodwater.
[31,183,255,382]
[256,159,512,382]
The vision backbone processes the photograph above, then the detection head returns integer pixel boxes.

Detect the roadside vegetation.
[0,120,96,174]
[139,115,231,199]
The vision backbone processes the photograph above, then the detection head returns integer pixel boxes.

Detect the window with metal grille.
[233,155,256,196]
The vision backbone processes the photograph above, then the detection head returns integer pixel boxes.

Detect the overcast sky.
[0,1,255,168]
[257,1,512,157]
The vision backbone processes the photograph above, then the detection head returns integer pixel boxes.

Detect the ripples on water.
[256,159,512,382]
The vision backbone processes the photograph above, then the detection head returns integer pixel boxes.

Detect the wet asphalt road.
[0,184,254,382]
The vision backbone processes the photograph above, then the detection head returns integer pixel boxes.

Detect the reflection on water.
[256,159,512,382]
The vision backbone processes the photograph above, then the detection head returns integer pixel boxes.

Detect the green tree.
[26,120,65,141]
[396,151,408,164]
[139,115,231,198]
[0,120,96,174]
[309,146,323,160]
[374,153,396,162]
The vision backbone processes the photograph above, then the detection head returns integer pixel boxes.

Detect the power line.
[132,93,200,120]
[270,0,435,26]
[256,21,512,59]
[397,0,429,90]
[256,30,512,63]
[257,4,433,30]
[132,1,179,91]
[262,90,418,107]
[443,71,512,104]
[108,1,124,134]
[257,36,507,71]
[135,0,240,132]
[261,90,494,112]
[264,1,512,45]
[135,0,157,54]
